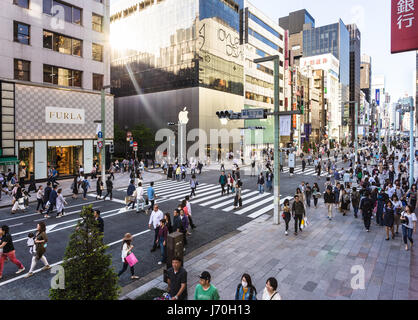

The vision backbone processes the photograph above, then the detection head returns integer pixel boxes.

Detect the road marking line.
[198,190,252,207]
[154,184,208,196]
[247,197,294,219]
[169,185,220,200]
[221,192,275,212]
[234,196,275,215]
[0,229,151,287]
[190,189,249,204]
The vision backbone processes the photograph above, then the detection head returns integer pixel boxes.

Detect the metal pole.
[273,58,280,225]
[354,102,358,163]
[101,88,106,188]
[410,106,415,187]
[378,106,381,156]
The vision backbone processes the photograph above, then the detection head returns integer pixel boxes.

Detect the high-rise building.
[278,9,315,36]
[360,54,372,103]
[110,0,284,157]
[242,2,285,152]
[0,0,114,180]
[347,24,361,141]
[302,20,350,142]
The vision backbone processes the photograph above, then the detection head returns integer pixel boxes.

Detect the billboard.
[391,0,418,53]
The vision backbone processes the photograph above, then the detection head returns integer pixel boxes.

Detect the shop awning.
[0,157,19,165]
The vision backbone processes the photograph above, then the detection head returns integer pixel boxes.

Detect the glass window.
[14,21,30,45]
[43,30,53,49]
[248,12,281,40]
[248,28,278,51]
[13,0,29,9]
[54,34,71,54]
[93,73,103,90]
[72,38,82,56]
[14,59,30,81]
[43,0,52,13]
[92,13,103,32]
[59,2,72,22]
[73,7,81,25]
[92,43,103,62]
[43,65,57,85]
[18,146,34,181]
[57,67,71,86]
[72,70,82,87]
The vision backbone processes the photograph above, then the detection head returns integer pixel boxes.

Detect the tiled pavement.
[121,202,418,300]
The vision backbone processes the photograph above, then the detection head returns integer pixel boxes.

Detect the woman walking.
[11,184,25,215]
[164,213,173,234]
[189,175,198,199]
[96,176,104,200]
[156,219,168,265]
[295,188,305,208]
[282,199,291,236]
[56,188,67,218]
[226,173,234,195]
[312,183,320,209]
[235,274,257,300]
[117,233,139,280]
[392,195,403,235]
[24,222,51,278]
[383,200,395,241]
[36,186,48,218]
[233,180,243,210]
[0,225,25,279]
[261,277,281,300]
[400,205,417,251]
[407,184,417,212]
[340,189,351,216]
[71,176,79,199]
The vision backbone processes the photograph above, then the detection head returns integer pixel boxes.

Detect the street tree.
[49,205,120,300]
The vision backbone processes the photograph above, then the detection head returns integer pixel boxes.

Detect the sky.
[110,0,416,103]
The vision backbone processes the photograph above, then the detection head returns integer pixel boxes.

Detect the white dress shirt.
[149,209,164,229]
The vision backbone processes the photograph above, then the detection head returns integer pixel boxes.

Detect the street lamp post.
[98,85,111,188]
[343,101,359,163]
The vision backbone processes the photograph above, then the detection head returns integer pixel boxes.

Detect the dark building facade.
[360,54,372,103]
[347,24,361,140]
[279,9,315,35]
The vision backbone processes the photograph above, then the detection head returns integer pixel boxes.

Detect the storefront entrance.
[48,146,83,176]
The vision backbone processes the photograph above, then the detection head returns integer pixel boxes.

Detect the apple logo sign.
[178,107,189,125]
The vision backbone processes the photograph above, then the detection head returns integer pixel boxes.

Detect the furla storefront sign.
[45,107,85,124]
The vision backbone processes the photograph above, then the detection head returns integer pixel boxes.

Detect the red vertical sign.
[391,0,418,53]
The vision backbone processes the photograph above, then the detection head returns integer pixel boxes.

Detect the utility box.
[163,232,184,283]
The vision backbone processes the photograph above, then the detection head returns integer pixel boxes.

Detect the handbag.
[18,198,24,205]
[125,252,139,267]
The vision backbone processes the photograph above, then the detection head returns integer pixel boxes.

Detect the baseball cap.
[199,271,211,281]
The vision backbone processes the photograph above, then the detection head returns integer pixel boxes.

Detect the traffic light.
[109,144,114,154]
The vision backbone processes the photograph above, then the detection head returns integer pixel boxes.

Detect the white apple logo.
[178,107,189,124]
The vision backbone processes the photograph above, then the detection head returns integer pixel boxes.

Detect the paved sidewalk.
[120,202,417,300]
[0,170,164,209]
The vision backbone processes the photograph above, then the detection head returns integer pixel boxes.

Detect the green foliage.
[114,123,156,156]
[341,140,347,148]
[382,143,388,155]
[135,288,166,300]
[49,205,120,300]
[302,141,309,154]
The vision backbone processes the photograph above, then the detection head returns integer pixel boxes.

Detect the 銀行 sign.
[391,0,418,53]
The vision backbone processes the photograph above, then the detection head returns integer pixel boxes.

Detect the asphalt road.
[0,158,343,299]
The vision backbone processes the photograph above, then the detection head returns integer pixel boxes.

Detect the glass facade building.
[110,0,245,98]
[303,20,350,127]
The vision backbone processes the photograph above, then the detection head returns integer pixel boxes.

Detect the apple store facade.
[111,0,246,160]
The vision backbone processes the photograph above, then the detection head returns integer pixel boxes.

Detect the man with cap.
[194,271,220,300]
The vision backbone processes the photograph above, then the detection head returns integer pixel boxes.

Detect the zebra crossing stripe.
[234,196,275,215]
[152,182,193,192]
[169,185,220,200]
[191,189,250,205]
[155,184,209,197]
[247,196,294,219]
[211,191,260,210]
[189,188,225,203]
[221,192,275,212]
[199,190,251,207]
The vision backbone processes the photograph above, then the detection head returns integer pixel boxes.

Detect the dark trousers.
[306,195,311,207]
[97,189,102,198]
[118,262,134,277]
[364,214,372,230]
[221,184,226,195]
[376,209,384,226]
[83,188,88,198]
[182,231,188,246]
[190,188,196,197]
[46,203,55,215]
[294,215,303,233]
[313,197,319,207]
[36,199,45,212]
[285,218,290,231]
[152,227,160,250]
[103,190,113,200]
[188,215,195,229]
[234,195,242,208]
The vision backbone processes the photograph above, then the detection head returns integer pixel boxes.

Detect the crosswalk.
[282,166,332,177]
[117,180,293,220]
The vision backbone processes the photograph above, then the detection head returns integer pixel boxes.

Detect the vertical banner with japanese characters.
[391,0,418,53]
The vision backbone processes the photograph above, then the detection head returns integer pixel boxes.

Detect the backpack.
[82,180,87,189]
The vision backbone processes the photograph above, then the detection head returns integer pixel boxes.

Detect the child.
[27,232,36,256]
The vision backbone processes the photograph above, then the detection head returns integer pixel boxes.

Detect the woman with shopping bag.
[117,233,139,280]
[11,184,25,215]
